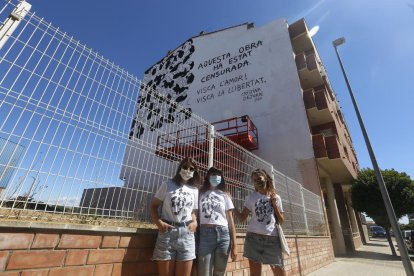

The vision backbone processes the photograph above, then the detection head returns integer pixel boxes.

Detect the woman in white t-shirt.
[234,169,286,276]
[150,157,201,276]
[198,167,237,276]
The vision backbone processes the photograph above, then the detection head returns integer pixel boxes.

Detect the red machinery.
[155,115,258,164]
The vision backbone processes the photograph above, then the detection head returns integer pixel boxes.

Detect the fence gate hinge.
[0,1,32,50]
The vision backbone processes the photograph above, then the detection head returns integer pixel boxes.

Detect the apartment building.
[124,17,362,255]
[289,19,362,254]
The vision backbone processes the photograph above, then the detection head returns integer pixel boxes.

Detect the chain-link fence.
[0,0,326,235]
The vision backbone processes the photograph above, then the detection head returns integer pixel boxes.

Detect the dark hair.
[200,167,226,194]
[251,168,275,193]
[172,157,201,186]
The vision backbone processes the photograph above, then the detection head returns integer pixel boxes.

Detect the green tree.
[400,221,414,231]
[351,168,414,255]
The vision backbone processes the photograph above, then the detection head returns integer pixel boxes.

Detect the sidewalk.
[308,238,414,276]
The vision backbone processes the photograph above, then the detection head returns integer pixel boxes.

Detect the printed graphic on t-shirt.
[201,193,221,221]
[171,187,193,221]
[254,198,273,225]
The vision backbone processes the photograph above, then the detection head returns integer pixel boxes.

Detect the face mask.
[180,168,194,181]
[254,176,267,189]
[209,175,222,187]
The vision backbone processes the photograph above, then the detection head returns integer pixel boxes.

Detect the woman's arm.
[227,210,238,261]
[150,197,173,233]
[188,210,198,232]
[234,207,250,223]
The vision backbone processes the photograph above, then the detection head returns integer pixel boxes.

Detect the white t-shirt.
[199,189,234,226]
[244,192,283,236]
[154,179,199,223]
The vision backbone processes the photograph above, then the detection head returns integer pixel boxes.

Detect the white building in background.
[123,17,362,255]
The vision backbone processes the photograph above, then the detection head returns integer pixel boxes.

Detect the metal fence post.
[0,1,31,50]
[301,186,309,235]
[208,125,215,169]
[284,175,295,234]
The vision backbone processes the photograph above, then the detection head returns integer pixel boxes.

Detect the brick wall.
[0,226,334,275]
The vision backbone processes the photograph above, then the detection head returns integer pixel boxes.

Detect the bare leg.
[176,260,193,276]
[249,259,262,276]
[271,265,286,276]
[191,259,198,276]
[157,260,176,276]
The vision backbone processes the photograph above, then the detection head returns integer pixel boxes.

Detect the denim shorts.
[198,226,231,276]
[243,232,284,268]
[152,226,196,261]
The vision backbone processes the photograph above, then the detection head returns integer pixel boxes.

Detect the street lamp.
[333,37,414,276]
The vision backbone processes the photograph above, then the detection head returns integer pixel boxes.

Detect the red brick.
[240,260,249,268]
[31,233,59,249]
[65,250,89,266]
[94,264,113,276]
[226,261,236,271]
[7,250,65,269]
[112,263,122,276]
[58,234,101,249]
[0,251,9,270]
[0,272,19,276]
[101,236,120,248]
[21,270,49,276]
[118,262,157,276]
[119,235,156,248]
[123,248,153,262]
[49,266,94,276]
[0,233,34,250]
[87,249,125,264]
[118,236,131,248]
[231,270,244,276]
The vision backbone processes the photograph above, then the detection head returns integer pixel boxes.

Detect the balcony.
[295,52,324,89]
[312,134,358,182]
[303,85,336,126]
[288,18,314,54]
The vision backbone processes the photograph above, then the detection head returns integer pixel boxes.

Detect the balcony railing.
[312,134,358,179]
[303,86,333,111]
[295,52,324,89]
[288,18,313,54]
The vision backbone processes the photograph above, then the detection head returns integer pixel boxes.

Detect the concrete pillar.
[324,178,347,255]
[346,192,359,234]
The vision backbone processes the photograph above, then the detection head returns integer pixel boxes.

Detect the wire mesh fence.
[0,0,326,235]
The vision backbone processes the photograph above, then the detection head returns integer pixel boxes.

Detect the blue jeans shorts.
[152,226,196,261]
[243,232,284,268]
[198,225,231,276]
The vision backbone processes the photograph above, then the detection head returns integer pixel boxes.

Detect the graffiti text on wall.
[194,40,266,105]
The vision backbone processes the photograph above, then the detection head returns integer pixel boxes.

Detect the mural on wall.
[129,39,196,139]
[123,19,321,193]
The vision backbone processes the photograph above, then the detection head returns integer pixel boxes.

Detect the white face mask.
[180,168,194,181]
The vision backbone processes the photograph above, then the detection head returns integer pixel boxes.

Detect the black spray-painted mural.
[129,39,196,139]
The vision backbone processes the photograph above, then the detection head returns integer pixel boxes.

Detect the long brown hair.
[172,157,201,187]
[252,168,275,193]
[200,167,227,194]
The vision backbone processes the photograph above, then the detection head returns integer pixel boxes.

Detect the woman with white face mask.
[198,167,237,276]
[151,157,201,276]
[234,169,285,276]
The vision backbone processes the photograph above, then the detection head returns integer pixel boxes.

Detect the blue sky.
[22,0,414,221]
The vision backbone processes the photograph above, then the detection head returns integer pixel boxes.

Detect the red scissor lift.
[155,115,259,187]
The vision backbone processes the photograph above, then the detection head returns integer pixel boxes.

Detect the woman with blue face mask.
[198,167,237,276]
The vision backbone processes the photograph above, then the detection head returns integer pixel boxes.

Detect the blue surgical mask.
[209,175,222,187]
